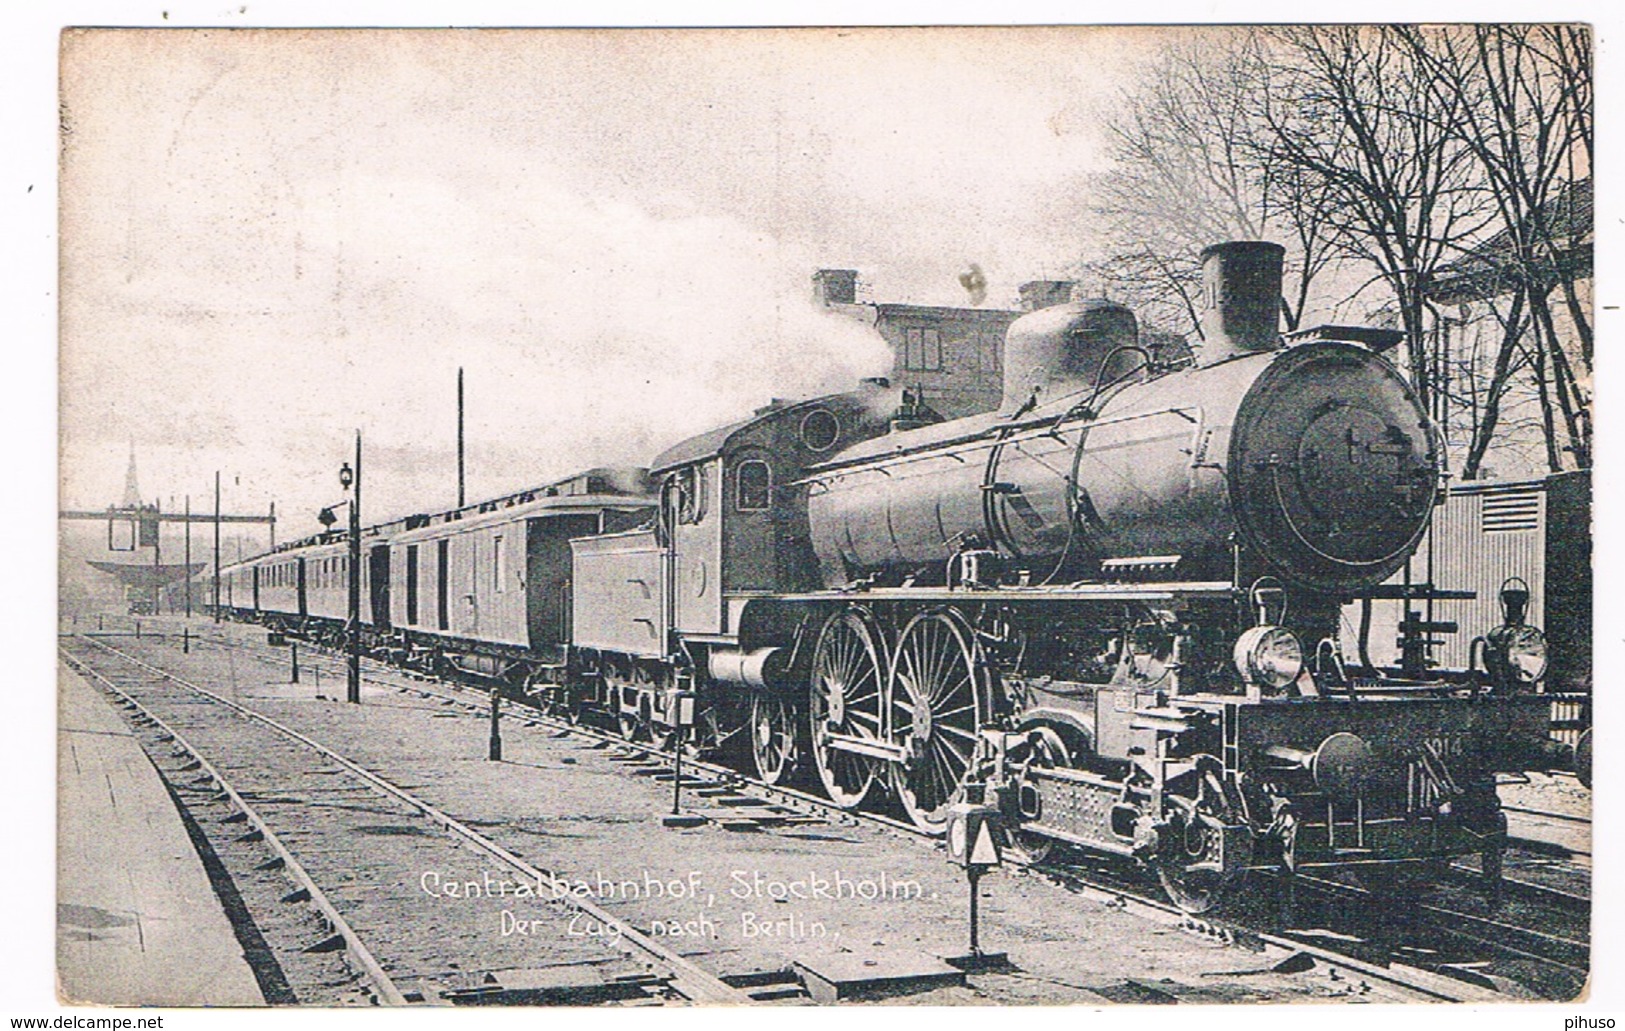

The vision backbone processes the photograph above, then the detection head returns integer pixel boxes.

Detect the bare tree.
[1256,26,1496,414]
[1087,30,1332,340]
[1444,282,1534,477]
[1401,25,1591,474]
[1089,25,1590,478]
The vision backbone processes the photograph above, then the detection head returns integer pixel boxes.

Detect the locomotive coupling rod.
[821,731,909,763]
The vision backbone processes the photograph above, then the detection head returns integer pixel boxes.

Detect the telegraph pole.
[184,495,191,618]
[151,500,162,615]
[457,367,466,508]
[213,472,221,623]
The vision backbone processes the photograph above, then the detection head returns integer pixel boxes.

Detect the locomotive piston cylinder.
[708,647,788,689]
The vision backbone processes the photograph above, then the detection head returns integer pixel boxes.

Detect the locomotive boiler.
[805,243,1439,596]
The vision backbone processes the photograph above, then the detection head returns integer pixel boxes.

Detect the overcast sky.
[58,26,1180,540]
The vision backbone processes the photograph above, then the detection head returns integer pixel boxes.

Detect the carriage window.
[493,535,505,592]
[736,460,772,512]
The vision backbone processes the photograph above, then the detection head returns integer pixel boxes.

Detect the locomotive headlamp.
[1233,625,1303,691]
[1488,623,1548,684]
[1499,576,1531,627]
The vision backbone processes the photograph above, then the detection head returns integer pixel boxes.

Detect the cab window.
[736,460,771,512]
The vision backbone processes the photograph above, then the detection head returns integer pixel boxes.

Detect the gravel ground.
[81,618,1560,1005]
[1499,771,1592,820]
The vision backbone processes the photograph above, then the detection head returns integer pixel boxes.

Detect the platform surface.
[57,665,265,1006]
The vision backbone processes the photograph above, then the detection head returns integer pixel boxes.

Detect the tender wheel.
[632,665,677,751]
[611,662,669,748]
[615,676,648,742]
[750,690,800,785]
[1153,757,1252,914]
[889,610,989,833]
[809,609,884,809]
[644,666,678,752]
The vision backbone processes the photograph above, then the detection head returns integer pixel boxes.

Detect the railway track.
[1502,802,1593,861]
[60,634,752,1007]
[67,620,1591,1003]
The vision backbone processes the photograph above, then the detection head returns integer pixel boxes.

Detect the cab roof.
[651,396,843,475]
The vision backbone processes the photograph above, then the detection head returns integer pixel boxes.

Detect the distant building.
[813,270,1053,420]
[1423,178,1592,479]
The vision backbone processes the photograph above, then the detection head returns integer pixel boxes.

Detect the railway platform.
[56,665,264,1006]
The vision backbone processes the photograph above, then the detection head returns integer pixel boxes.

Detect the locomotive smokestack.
[1197,241,1285,365]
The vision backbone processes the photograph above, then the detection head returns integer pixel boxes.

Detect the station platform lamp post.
[321,433,363,705]
[342,432,361,704]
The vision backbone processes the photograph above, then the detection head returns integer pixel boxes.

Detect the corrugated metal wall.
[1341,482,1546,672]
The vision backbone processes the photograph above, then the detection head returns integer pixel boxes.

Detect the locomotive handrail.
[797,403,1207,483]
[768,581,1235,603]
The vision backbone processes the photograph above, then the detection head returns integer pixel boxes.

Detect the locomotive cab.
[570,384,897,767]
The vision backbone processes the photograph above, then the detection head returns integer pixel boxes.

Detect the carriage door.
[296,558,308,619]
[405,545,420,625]
[252,566,260,612]
[369,545,391,630]
[436,539,450,631]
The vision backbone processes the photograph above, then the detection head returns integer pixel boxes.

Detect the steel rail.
[136,622,1578,1002]
[1502,803,1591,825]
[252,645,1509,1003]
[60,645,411,1007]
[66,635,751,1007]
[1289,870,1590,978]
[1034,865,1504,1004]
[1447,860,1590,915]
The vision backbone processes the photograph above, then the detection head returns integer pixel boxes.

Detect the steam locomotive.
[220,241,1565,912]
